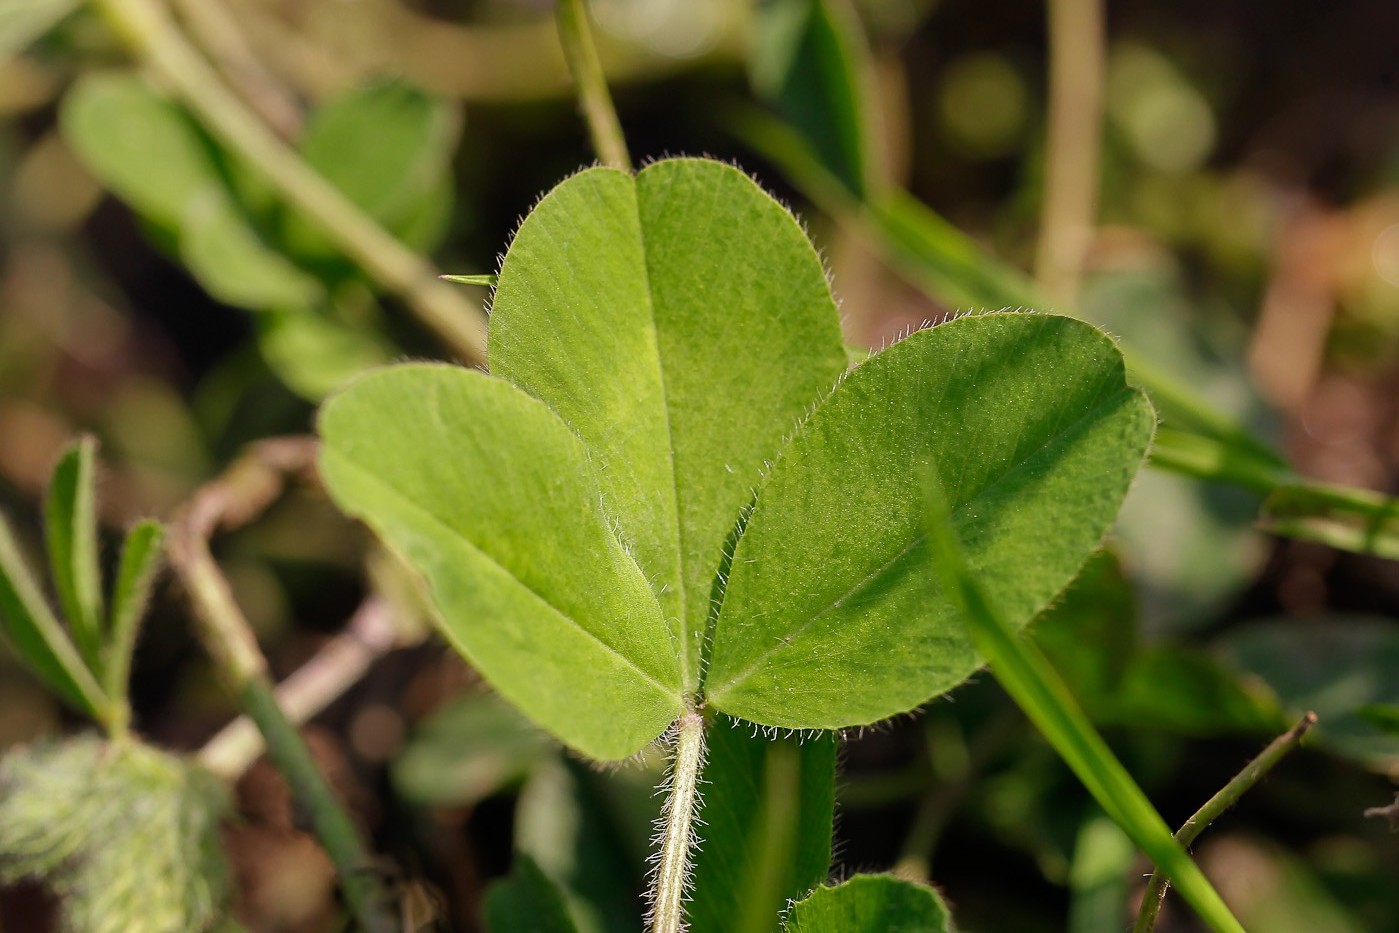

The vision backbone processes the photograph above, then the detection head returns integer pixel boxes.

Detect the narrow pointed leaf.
[785,875,951,933]
[103,519,165,701]
[921,480,1244,933]
[0,515,105,717]
[318,364,683,760]
[688,726,836,933]
[44,436,104,673]
[705,313,1155,727]
[489,158,848,691]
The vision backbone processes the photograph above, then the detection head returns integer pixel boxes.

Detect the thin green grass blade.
[104,519,165,703]
[0,514,106,717]
[921,482,1243,933]
[44,436,105,673]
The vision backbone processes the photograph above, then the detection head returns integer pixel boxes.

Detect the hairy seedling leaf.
[785,875,951,932]
[318,364,683,760]
[704,313,1155,728]
[490,158,847,692]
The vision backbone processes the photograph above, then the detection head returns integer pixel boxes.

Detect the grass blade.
[104,519,165,704]
[0,513,106,717]
[44,436,105,674]
[921,481,1244,933]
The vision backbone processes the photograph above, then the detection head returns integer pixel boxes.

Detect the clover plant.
[317,155,1153,930]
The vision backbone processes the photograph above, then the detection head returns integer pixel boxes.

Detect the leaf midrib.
[630,170,693,691]
[325,450,681,701]
[705,380,1138,703]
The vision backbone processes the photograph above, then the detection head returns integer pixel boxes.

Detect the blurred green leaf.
[0,0,79,60]
[392,690,551,808]
[1068,813,1134,933]
[61,72,225,230]
[688,726,835,933]
[922,479,1243,932]
[1112,647,1283,736]
[180,193,323,311]
[1355,704,1399,737]
[785,875,951,932]
[0,515,105,718]
[749,0,872,198]
[1031,551,1137,714]
[104,519,164,702]
[705,314,1154,729]
[516,758,655,933]
[318,365,684,761]
[284,82,460,261]
[1217,617,1399,769]
[256,308,392,401]
[485,854,580,933]
[44,436,104,674]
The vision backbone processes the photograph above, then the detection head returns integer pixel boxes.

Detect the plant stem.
[1133,713,1317,933]
[556,0,632,170]
[652,710,706,933]
[1035,0,1105,307]
[167,438,397,933]
[237,675,396,933]
[199,596,402,780]
[91,0,488,365]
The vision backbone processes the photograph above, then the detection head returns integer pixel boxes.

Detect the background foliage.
[0,0,1396,930]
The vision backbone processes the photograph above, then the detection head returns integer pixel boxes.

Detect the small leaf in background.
[0,736,232,933]
[60,72,227,231]
[318,365,683,761]
[1217,616,1399,770]
[256,308,393,401]
[485,854,579,933]
[490,158,847,693]
[44,436,104,674]
[1111,647,1283,736]
[392,691,552,808]
[748,0,874,198]
[784,874,951,933]
[516,757,658,933]
[0,515,105,718]
[1030,550,1137,716]
[687,724,835,933]
[1067,813,1134,933]
[283,82,460,261]
[103,519,165,700]
[179,193,324,311]
[704,313,1155,729]
[0,0,80,61]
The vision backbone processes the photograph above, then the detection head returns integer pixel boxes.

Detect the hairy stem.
[167,438,397,933]
[556,0,632,169]
[652,710,706,933]
[1133,713,1316,933]
[92,0,488,364]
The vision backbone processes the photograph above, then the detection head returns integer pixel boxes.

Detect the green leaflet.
[318,365,683,761]
[704,313,1155,728]
[490,158,847,692]
[45,436,105,674]
[785,875,951,933]
[485,855,580,933]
